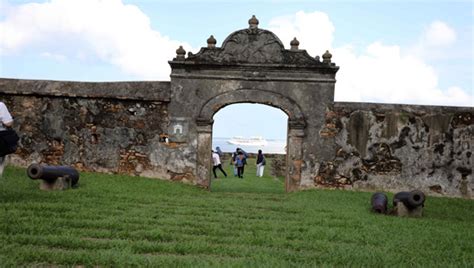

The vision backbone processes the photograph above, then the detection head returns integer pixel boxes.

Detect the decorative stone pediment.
[217,28,285,63]
[173,15,335,67]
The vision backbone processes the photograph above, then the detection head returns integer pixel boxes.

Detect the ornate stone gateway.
[168,16,339,191]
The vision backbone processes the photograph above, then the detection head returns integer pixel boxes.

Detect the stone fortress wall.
[0,79,182,181]
[321,102,472,198]
[1,16,472,198]
[1,78,472,198]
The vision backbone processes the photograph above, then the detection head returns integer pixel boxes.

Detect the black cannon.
[371,192,388,214]
[393,190,425,209]
[27,164,79,187]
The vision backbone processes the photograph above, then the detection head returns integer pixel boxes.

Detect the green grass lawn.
[0,158,473,267]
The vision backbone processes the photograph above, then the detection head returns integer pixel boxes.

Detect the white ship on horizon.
[227,136,268,146]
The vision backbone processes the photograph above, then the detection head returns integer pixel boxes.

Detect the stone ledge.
[170,73,336,83]
[0,78,171,102]
[334,101,474,112]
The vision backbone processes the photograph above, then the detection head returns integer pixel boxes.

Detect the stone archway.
[195,89,306,191]
[168,15,339,192]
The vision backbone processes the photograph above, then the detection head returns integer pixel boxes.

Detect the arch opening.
[211,103,288,193]
[195,89,307,192]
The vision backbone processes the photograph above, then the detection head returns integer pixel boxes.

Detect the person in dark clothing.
[256,149,266,177]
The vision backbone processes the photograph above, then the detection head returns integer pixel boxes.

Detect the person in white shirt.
[0,101,14,177]
[212,150,227,179]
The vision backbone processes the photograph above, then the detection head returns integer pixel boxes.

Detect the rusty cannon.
[370,190,425,217]
[371,192,388,214]
[27,164,79,190]
[393,190,425,209]
[392,190,425,217]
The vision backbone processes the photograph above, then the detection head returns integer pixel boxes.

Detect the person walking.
[256,149,266,177]
[0,101,14,177]
[212,150,227,179]
[235,151,245,178]
[237,148,248,174]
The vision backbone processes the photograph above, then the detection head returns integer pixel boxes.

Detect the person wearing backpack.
[235,151,245,178]
[0,101,14,177]
[237,148,248,174]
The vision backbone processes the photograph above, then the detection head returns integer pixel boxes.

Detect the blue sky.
[1,0,473,140]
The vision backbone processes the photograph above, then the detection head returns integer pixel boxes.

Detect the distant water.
[212,137,286,154]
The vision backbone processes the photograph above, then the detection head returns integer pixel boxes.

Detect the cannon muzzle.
[27,164,79,187]
[371,192,388,214]
[393,190,425,209]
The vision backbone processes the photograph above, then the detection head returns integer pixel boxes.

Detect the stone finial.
[322,50,332,63]
[290,37,300,51]
[207,35,217,48]
[248,15,259,29]
[176,46,186,60]
[315,55,321,62]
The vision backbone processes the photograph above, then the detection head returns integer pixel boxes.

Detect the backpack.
[235,157,244,167]
[0,129,19,157]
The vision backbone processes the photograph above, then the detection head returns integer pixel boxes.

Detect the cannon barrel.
[371,192,388,214]
[27,164,79,186]
[393,190,425,209]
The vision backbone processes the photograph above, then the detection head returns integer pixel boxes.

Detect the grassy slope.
[0,159,473,267]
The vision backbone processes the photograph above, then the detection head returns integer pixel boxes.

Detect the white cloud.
[0,4,471,107]
[422,21,457,47]
[0,0,193,80]
[269,11,472,107]
[333,43,473,106]
[268,11,334,58]
[410,21,458,61]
